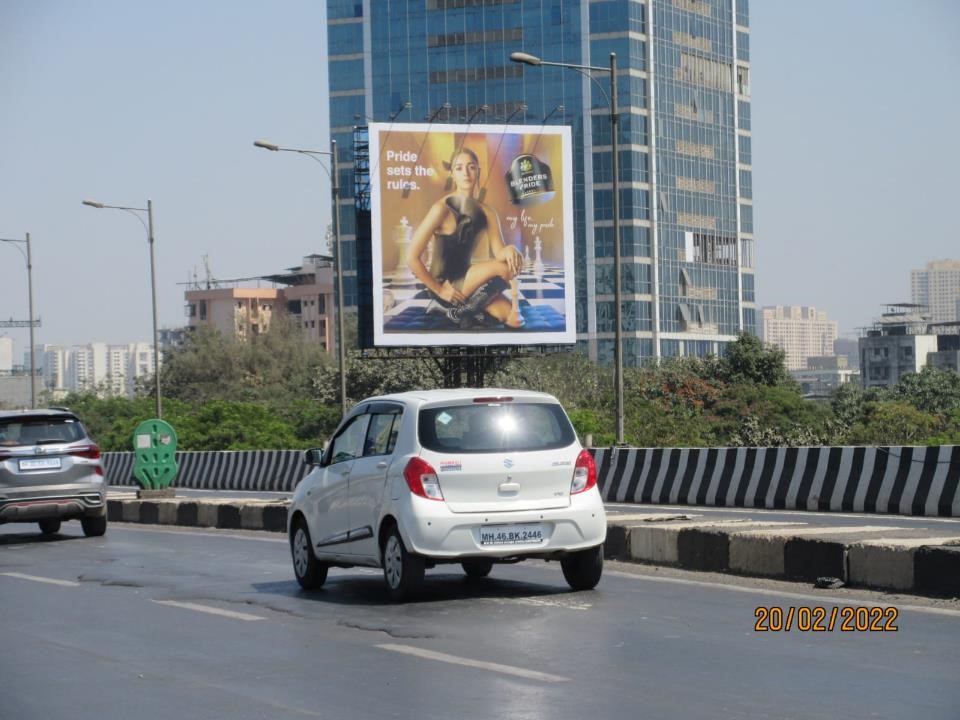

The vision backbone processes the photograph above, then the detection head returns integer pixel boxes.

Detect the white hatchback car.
[288,389,606,601]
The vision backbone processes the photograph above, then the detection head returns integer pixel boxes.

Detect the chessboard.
[381,261,568,334]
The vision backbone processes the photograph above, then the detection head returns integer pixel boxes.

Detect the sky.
[1,0,958,357]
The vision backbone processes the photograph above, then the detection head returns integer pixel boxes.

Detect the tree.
[846,400,942,446]
[719,332,795,388]
[885,366,960,415]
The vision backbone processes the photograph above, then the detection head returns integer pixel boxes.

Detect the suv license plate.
[19,458,62,471]
[479,523,544,546]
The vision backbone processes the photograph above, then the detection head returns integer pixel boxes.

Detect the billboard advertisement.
[369,122,575,347]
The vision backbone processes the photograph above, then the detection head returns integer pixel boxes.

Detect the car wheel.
[81,515,107,537]
[38,518,61,535]
[461,558,493,578]
[560,545,603,591]
[382,526,424,602]
[291,519,328,590]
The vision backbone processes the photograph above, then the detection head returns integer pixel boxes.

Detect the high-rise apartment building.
[327,0,756,363]
[39,343,156,398]
[761,305,838,371]
[911,259,960,324]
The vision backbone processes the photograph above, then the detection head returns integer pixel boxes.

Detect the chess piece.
[524,243,531,265]
[507,277,524,329]
[395,217,416,281]
[532,236,546,302]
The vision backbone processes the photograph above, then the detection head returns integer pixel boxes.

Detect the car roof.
[0,408,80,422]
[358,388,560,408]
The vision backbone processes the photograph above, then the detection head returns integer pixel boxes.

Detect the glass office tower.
[327,0,756,363]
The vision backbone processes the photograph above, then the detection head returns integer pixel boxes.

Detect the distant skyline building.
[910,259,960,324]
[326,0,757,363]
[761,305,838,371]
[0,337,12,373]
[37,342,156,398]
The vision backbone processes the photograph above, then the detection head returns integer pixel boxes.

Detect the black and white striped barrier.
[591,446,960,518]
[103,450,306,492]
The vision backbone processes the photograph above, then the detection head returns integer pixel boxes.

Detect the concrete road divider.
[107,496,960,597]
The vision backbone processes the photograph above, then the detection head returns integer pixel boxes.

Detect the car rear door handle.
[377,461,388,468]
[498,482,521,494]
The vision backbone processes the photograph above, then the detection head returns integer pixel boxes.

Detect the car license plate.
[479,523,544,546]
[19,457,61,471]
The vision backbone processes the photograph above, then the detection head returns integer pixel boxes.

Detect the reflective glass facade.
[327,0,757,362]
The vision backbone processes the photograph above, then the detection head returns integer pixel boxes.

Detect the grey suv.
[0,409,107,536]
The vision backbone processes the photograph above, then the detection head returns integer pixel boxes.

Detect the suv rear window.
[418,402,576,453]
[0,417,85,446]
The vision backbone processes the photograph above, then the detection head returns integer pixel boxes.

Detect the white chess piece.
[395,217,415,281]
[524,243,531,265]
[532,236,545,302]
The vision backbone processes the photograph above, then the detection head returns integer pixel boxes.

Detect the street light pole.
[510,51,625,445]
[0,233,36,408]
[82,199,162,419]
[253,139,349,418]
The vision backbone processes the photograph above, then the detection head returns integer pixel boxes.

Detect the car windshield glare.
[418,402,575,453]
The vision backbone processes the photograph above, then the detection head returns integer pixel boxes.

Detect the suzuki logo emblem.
[502,458,514,469]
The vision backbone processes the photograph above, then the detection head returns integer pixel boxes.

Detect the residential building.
[327,0,757,363]
[790,355,859,396]
[761,305,838,371]
[35,342,157,398]
[910,259,960,324]
[184,255,335,349]
[857,304,958,388]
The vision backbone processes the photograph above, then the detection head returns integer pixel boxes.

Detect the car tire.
[38,518,61,535]
[382,526,424,602]
[291,519,328,590]
[560,545,603,591]
[461,558,493,578]
[81,515,107,537]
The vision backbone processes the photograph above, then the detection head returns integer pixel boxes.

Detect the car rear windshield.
[418,402,576,453]
[0,417,85,446]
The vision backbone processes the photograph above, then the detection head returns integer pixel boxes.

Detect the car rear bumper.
[0,484,107,524]
[397,489,607,559]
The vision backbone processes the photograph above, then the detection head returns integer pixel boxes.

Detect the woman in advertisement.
[407,147,525,329]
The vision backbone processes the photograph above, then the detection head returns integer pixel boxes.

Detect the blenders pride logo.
[505,153,555,207]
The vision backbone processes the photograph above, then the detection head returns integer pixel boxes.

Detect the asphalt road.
[1,522,958,720]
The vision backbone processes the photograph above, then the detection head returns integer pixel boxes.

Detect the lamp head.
[253,140,279,151]
[82,199,104,209]
[510,52,542,66]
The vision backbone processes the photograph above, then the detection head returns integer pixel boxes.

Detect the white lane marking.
[604,569,960,618]
[1,572,79,587]
[377,643,568,683]
[150,599,264,621]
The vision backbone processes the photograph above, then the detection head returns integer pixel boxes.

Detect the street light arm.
[511,51,607,74]
[0,238,28,264]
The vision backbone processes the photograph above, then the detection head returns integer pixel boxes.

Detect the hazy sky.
[1,1,958,356]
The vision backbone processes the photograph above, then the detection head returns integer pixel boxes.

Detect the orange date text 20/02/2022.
[754,606,899,632]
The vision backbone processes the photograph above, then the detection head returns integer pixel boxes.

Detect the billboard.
[369,122,575,347]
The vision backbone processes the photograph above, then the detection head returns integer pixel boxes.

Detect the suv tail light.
[403,457,444,501]
[571,449,597,495]
[69,444,101,460]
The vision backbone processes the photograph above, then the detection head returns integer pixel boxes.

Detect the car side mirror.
[303,448,324,467]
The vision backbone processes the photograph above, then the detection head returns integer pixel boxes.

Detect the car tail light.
[69,443,101,460]
[571,449,597,495]
[473,396,513,403]
[403,457,444,501]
